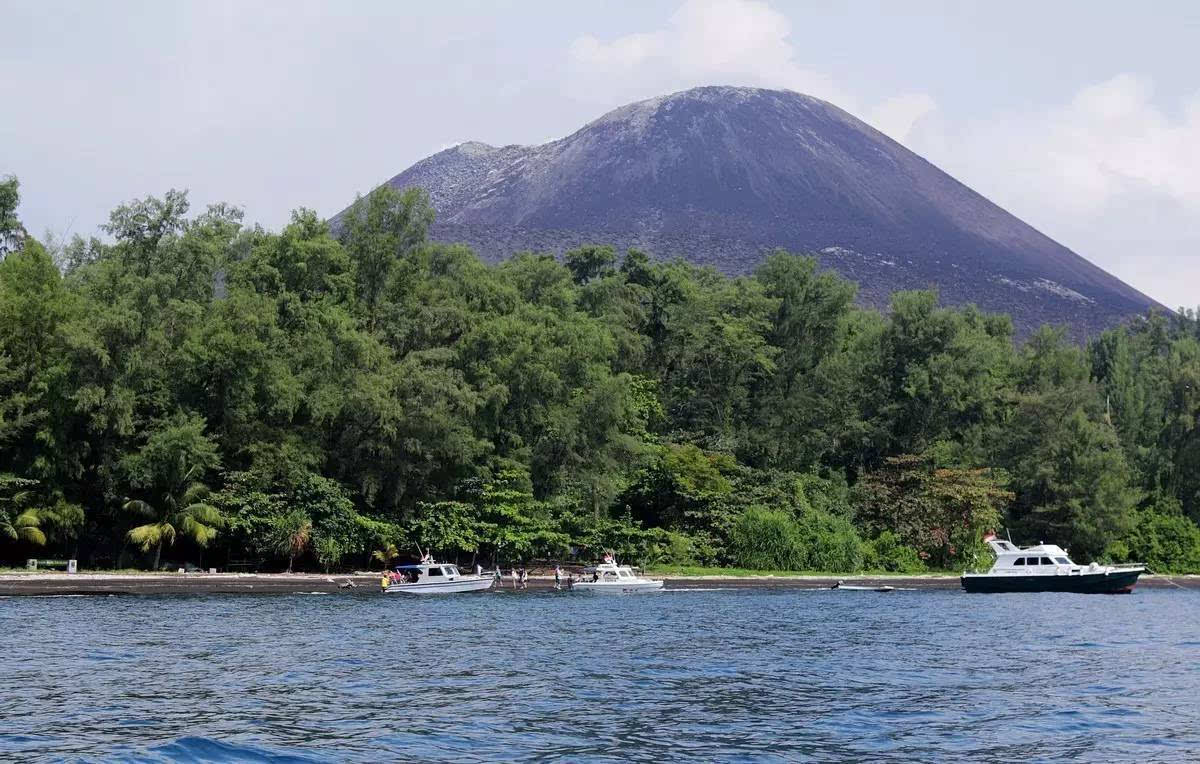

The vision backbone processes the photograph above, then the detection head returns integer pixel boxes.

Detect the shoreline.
[1,571,1196,596]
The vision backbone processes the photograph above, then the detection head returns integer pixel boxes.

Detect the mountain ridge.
[344,86,1160,336]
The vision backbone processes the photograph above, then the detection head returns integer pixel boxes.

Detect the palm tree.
[1,507,45,546]
[371,542,399,570]
[273,510,312,573]
[0,474,46,547]
[124,482,224,570]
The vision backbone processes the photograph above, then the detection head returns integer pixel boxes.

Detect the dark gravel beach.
[1,571,1193,596]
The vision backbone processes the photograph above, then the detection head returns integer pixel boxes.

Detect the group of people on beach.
[487,564,577,590]
[379,560,581,592]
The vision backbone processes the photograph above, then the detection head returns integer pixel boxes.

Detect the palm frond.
[18,525,47,546]
[179,504,223,547]
[127,522,175,551]
[180,482,211,506]
[14,509,41,528]
[183,502,224,527]
[123,499,159,519]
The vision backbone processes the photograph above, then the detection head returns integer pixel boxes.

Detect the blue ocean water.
[2,586,1198,762]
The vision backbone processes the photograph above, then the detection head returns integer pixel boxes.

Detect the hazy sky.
[3,0,1198,308]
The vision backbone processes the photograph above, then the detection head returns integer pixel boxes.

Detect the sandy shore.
[1,571,1195,596]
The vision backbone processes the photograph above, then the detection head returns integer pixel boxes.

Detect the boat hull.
[573,580,663,594]
[385,576,495,595]
[961,569,1142,594]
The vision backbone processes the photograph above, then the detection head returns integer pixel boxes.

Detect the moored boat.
[832,581,895,592]
[573,555,663,594]
[961,535,1144,594]
[383,558,494,595]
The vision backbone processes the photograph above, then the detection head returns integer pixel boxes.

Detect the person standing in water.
[511,567,518,589]
[554,565,561,590]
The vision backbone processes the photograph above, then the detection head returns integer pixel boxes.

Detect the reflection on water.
[2,588,1199,761]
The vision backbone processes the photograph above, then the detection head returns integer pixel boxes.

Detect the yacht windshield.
[1055,557,1070,564]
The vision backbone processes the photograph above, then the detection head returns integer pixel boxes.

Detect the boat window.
[426,567,443,577]
[1013,557,1025,565]
[1040,557,1054,565]
[445,566,459,576]
[1055,557,1071,564]
[1025,557,1039,565]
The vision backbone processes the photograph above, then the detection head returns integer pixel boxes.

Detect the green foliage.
[855,453,1010,568]
[794,507,864,573]
[1002,327,1141,560]
[271,509,312,573]
[1108,505,1200,573]
[0,175,24,256]
[863,531,925,573]
[728,506,805,570]
[727,505,863,572]
[2,175,1196,572]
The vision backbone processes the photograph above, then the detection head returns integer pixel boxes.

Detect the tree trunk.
[153,541,162,571]
[287,554,294,574]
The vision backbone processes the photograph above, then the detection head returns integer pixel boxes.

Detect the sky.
[2,0,1198,308]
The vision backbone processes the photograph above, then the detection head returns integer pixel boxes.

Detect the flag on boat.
[982,531,997,542]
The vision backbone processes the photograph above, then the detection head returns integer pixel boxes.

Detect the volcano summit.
[352,86,1158,335]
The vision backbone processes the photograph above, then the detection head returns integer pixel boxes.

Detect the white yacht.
[961,535,1144,594]
[573,555,663,594]
[384,558,494,595]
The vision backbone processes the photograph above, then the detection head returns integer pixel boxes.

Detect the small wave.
[152,736,320,763]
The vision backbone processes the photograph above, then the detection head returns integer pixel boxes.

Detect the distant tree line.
[2,175,1199,573]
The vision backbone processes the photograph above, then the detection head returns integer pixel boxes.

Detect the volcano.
[346,86,1159,335]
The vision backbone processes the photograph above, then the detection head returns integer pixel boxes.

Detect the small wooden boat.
[831,581,895,592]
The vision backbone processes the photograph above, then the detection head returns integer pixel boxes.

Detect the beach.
[2,570,1194,596]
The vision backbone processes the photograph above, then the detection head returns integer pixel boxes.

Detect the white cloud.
[906,74,1200,308]
[568,0,849,110]
[866,93,939,144]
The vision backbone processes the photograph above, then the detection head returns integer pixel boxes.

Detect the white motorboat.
[572,556,663,594]
[383,559,494,595]
[961,535,1145,594]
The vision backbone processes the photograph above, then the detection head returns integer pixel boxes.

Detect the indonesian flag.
[983,531,997,542]
[603,552,614,564]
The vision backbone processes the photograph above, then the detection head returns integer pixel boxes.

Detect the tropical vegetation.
[2,174,1199,572]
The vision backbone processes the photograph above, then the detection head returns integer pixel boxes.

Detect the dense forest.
[2,176,1199,574]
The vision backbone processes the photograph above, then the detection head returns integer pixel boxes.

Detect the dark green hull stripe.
[961,570,1141,594]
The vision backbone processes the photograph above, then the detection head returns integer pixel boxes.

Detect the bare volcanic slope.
[351,86,1159,335]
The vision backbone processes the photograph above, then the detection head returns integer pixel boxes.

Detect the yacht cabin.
[986,540,1081,575]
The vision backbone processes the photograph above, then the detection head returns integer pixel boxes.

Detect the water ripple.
[2,588,1199,761]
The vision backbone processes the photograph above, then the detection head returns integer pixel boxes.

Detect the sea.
[2,586,1198,762]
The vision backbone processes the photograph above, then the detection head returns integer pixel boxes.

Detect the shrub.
[795,508,864,573]
[864,531,925,573]
[1109,510,1200,573]
[728,506,804,570]
[728,505,865,572]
